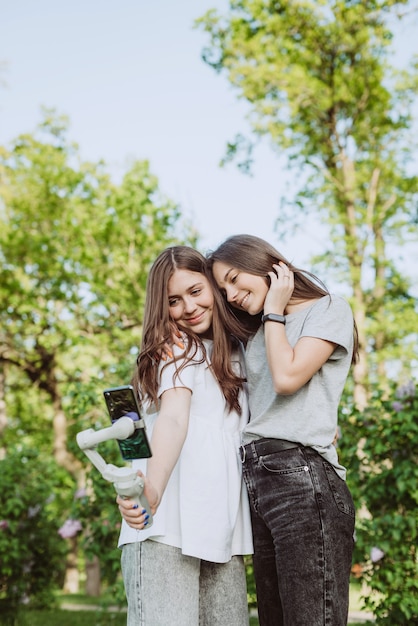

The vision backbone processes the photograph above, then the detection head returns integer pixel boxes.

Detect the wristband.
[261,313,286,325]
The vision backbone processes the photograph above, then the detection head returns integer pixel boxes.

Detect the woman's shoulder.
[161,336,209,369]
[309,294,352,316]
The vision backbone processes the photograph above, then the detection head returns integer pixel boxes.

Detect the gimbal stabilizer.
[77,417,153,526]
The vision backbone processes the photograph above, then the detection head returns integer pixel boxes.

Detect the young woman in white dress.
[117,246,253,626]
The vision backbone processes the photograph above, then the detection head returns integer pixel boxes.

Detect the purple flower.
[0,520,9,531]
[58,518,82,539]
[74,488,88,500]
[396,380,416,399]
[391,401,404,412]
[370,546,385,563]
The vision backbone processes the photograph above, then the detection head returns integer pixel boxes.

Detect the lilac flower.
[391,401,404,413]
[0,520,9,531]
[58,518,82,539]
[396,380,416,399]
[74,488,88,500]
[370,546,385,563]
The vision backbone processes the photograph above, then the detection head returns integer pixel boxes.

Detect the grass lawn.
[11,609,126,626]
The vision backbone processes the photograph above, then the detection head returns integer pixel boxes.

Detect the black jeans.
[241,441,355,626]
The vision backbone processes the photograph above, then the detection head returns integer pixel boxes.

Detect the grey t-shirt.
[242,295,354,479]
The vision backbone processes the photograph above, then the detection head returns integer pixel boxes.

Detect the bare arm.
[146,386,191,505]
[264,329,336,395]
[263,263,336,395]
[117,386,191,529]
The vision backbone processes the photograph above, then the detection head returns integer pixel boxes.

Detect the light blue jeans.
[121,540,249,626]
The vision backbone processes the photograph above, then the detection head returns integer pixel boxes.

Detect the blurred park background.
[0,1,417,624]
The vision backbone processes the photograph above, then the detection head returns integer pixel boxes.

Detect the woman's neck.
[285,297,320,315]
[195,327,213,340]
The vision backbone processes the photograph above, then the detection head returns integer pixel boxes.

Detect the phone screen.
[103,385,152,460]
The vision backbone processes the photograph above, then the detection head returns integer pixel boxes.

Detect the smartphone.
[103,385,152,461]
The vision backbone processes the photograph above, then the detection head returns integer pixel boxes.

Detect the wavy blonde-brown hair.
[132,246,245,413]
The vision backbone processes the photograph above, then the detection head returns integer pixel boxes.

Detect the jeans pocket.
[323,461,355,517]
[259,451,309,475]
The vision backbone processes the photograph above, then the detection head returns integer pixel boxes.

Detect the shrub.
[340,380,418,625]
[0,448,68,621]
[69,464,125,599]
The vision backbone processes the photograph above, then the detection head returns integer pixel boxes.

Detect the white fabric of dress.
[118,339,253,563]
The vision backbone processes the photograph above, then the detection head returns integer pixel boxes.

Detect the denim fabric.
[241,443,355,626]
[121,540,249,626]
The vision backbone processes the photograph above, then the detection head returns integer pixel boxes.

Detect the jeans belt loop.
[239,444,246,463]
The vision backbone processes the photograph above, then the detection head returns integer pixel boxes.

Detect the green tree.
[0,110,195,597]
[197,0,418,405]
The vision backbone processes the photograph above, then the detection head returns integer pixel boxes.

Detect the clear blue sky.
[1,0,417,272]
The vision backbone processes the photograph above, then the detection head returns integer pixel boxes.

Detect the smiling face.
[168,269,214,336]
[212,261,269,316]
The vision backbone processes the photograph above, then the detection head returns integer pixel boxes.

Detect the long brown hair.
[207,234,359,363]
[132,246,245,413]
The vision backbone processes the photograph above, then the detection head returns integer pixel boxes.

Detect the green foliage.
[0,448,69,618]
[339,380,418,624]
[69,465,125,588]
[61,470,126,604]
[196,0,418,382]
[71,475,126,605]
[0,111,196,393]
[0,110,197,600]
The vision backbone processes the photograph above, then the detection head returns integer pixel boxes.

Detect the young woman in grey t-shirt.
[208,234,359,626]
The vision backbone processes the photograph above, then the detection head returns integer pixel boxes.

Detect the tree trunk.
[53,403,83,477]
[352,294,368,410]
[85,556,101,597]
[62,536,79,594]
[0,364,7,459]
[50,394,84,594]
[340,156,369,410]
